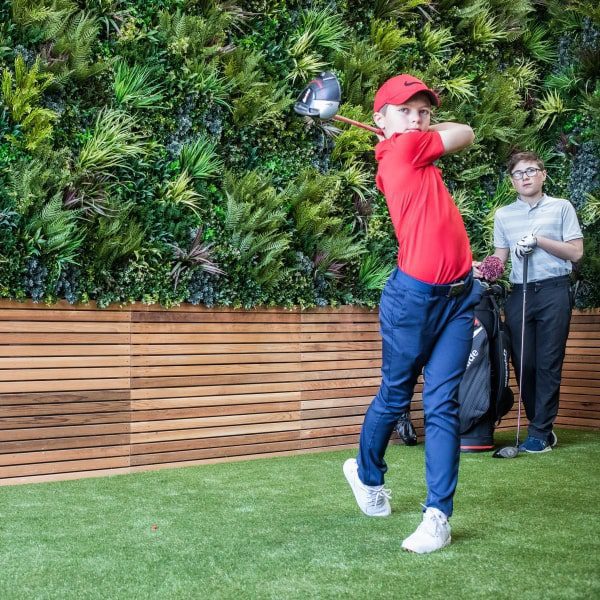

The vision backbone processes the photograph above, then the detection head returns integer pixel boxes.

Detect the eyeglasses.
[510,167,543,180]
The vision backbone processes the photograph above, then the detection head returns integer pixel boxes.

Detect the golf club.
[493,252,529,459]
[294,71,383,136]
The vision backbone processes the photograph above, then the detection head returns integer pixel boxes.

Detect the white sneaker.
[343,458,391,517]
[401,507,451,554]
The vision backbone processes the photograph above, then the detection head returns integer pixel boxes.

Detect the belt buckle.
[447,281,465,298]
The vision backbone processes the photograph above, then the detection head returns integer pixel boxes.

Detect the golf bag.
[458,285,514,452]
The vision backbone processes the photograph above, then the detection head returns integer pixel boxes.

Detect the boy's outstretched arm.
[429,122,474,155]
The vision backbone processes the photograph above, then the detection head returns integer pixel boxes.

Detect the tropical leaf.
[535,90,572,130]
[223,170,291,288]
[179,138,223,181]
[521,24,558,63]
[75,108,147,177]
[11,0,77,42]
[359,254,394,291]
[161,170,203,216]
[420,22,455,59]
[1,55,57,151]
[506,58,539,93]
[168,228,224,290]
[225,48,292,126]
[370,19,414,56]
[440,74,477,101]
[578,192,600,228]
[373,0,432,21]
[288,7,349,57]
[113,61,165,109]
[92,211,146,268]
[26,193,84,271]
[183,59,232,108]
[71,108,148,216]
[329,104,375,162]
[287,7,349,84]
[54,10,104,80]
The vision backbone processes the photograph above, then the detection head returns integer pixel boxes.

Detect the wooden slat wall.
[0,301,132,484]
[129,306,304,470]
[556,311,600,429]
[0,301,597,484]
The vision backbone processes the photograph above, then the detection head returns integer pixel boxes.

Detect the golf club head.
[294,71,341,120]
[492,446,519,459]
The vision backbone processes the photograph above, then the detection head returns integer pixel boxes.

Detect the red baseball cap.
[373,74,440,112]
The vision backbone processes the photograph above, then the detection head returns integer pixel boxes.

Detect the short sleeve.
[389,131,445,167]
[493,210,509,248]
[562,201,583,241]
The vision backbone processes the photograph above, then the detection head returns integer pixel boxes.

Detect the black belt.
[512,274,570,292]
[431,276,473,298]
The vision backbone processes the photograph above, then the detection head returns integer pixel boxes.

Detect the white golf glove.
[515,234,537,259]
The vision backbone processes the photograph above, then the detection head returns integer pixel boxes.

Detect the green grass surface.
[1,429,599,600]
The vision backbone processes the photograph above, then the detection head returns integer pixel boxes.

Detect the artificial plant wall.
[0,0,598,309]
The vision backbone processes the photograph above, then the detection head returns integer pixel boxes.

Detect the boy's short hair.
[374,74,440,112]
[507,151,545,174]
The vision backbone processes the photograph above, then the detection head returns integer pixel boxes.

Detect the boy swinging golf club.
[307,73,482,554]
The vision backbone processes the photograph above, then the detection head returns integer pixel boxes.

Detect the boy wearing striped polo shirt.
[492,151,583,453]
[343,74,483,554]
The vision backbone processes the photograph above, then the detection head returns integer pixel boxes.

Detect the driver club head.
[294,71,341,120]
[492,446,519,459]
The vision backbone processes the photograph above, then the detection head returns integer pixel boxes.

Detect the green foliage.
[1,55,57,151]
[168,228,223,290]
[113,61,165,110]
[287,169,365,279]
[13,2,105,82]
[71,108,148,216]
[25,193,83,271]
[161,170,203,216]
[359,254,394,291]
[7,156,60,214]
[373,0,432,21]
[179,137,223,181]
[0,1,597,307]
[225,48,291,127]
[76,108,146,176]
[90,208,146,269]
[11,0,77,42]
[223,170,291,289]
[535,89,572,130]
[287,7,349,84]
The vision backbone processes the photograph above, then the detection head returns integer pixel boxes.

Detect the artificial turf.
[0,428,598,600]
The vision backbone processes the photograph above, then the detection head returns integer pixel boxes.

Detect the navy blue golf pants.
[504,276,572,440]
[357,268,482,517]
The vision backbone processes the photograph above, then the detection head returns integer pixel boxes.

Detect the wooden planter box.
[1,300,598,485]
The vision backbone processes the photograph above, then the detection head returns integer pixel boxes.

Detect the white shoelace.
[368,485,392,508]
[422,510,447,536]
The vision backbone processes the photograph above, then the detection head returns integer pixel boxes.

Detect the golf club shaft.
[516,254,529,446]
[333,115,382,135]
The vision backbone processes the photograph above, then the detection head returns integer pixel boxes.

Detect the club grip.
[332,115,383,136]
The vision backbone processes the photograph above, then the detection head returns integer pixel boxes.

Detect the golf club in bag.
[493,252,530,459]
[294,72,383,136]
[458,282,514,452]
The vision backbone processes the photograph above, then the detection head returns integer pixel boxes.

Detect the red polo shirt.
[375,130,472,284]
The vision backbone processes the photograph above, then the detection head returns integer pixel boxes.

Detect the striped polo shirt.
[494,194,583,284]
